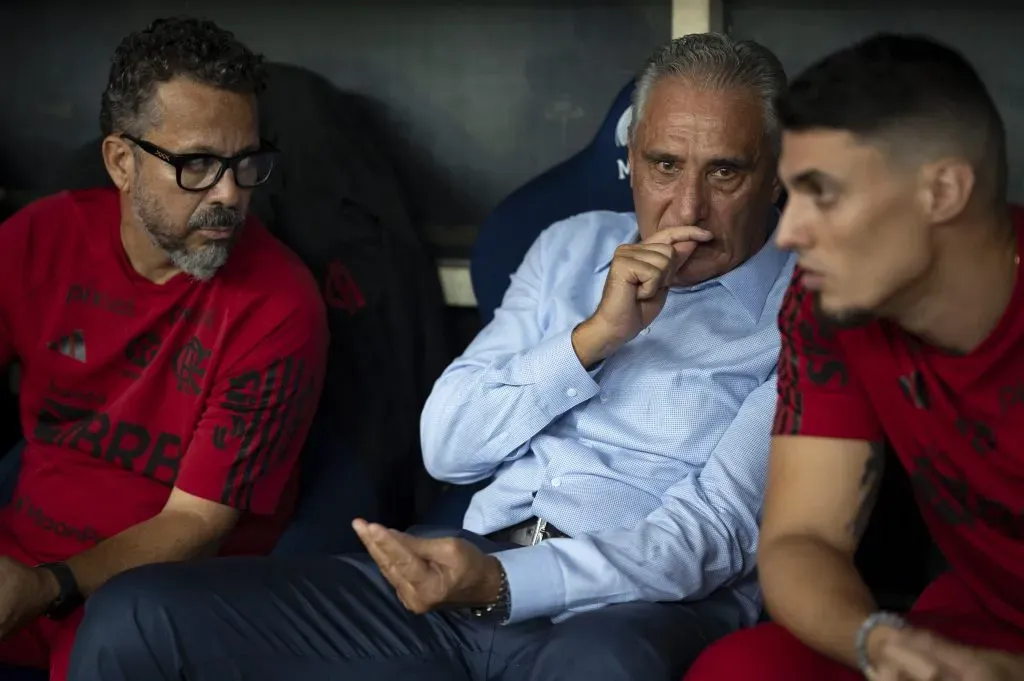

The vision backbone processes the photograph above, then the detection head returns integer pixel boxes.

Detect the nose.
[774,198,808,252]
[668,169,709,227]
[204,167,244,207]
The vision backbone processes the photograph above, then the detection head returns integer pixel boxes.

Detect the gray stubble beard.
[131,185,234,282]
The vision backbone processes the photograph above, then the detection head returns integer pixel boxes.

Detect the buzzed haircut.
[778,33,1007,202]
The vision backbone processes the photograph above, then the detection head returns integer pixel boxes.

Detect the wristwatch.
[856,611,908,678]
[470,564,511,624]
[36,562,83,620]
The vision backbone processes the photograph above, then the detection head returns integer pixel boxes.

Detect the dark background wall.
[0,0,669,251]
[8,2,1020,239]
[725,0,1024,204]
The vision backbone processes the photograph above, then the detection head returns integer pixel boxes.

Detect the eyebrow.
[176,142,262,156]
[787,169,836,192]
[641,150,755,170]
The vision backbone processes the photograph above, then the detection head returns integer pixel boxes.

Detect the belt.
[488,516,567,547]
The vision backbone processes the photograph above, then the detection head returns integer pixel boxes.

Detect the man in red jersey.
[685,33,1024,681]
[0,17,327,680]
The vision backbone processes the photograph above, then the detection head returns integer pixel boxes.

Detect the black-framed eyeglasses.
[120,134,278,192]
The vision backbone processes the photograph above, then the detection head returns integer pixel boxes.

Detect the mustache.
[188,206,244,231]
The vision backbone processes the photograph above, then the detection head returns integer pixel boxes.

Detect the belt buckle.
[529,518,549,546]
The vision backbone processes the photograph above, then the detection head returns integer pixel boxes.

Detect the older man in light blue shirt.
[69,33,793,681]
[422,208,792,627]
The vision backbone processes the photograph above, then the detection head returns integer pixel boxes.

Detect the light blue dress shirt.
[421,210,794,626]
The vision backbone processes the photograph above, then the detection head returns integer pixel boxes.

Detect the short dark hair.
[100,17,266,136]
[779,33,1006,201]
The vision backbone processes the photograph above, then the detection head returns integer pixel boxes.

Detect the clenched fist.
[573,226,712,367]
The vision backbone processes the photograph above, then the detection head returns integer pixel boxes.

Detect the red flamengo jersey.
[774,209,1024,632]
[0,188,327,562]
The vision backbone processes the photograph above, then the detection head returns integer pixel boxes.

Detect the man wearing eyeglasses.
[0,17,327,680]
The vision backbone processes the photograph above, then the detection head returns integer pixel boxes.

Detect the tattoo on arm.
[847,441,885,541]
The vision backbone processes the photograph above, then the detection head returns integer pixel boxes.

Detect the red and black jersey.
[774,208,1024,631]
[0,188,328,561]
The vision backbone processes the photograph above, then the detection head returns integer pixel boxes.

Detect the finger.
[619,243,687,290]
[878,643,944,681]
[874,664,918,681]
[384,574,423,615]
[352,518,380,554]
[381,532,460,614]
[642,225,713,246]
[354,522,427,582]
[385,529,435,555]
[367,524,428,571]
[414,535,466,562]
[671,240,700,261]
[396,589,431,615]
[352,518,372,543]
[617,246,674,278]
[360,533,425,608]
[393,587,414,611]
[356,524,397,573]
[632,234,703,278]
[874,663,904,681]
[353,519,393,563]
[890,630,975,676]
[611,255,666,299]
[618,242,676,261]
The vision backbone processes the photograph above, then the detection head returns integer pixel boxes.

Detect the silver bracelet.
[856,611,908,676]
[469,564,510,624]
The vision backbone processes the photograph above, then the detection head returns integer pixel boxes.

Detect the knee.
[85,562,194,622]
[531,629,669,681]
[684,624,810,681]
[72,564,203,663]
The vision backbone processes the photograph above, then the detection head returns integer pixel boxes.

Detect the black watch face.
[44,588,83,620]
[39,563,83,620]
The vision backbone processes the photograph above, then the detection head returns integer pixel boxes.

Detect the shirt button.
[551,477,562,487]
[566,388,578,398]
[641,327,651,336]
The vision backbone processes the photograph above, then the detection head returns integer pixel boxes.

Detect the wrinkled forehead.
[635,79,768,160]
[146,78,259,153]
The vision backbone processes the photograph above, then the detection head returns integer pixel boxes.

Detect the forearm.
[759,535,878,669]
[66,510,230,598]
[496,487,758,624]
[492,379,775,624]
[421,328,599,482]
[570,319,621,369]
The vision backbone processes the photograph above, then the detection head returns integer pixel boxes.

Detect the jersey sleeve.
[773,268,884,441]
[174,294,329,514]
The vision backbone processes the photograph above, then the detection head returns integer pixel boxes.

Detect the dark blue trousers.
[68,529,744,681]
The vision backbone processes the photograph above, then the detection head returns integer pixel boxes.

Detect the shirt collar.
[593,210,788,321]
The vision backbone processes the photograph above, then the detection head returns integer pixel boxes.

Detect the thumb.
[387,529,430,552]
[388,531,466,565]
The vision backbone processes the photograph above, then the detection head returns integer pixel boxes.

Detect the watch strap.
[36,562,83,621]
